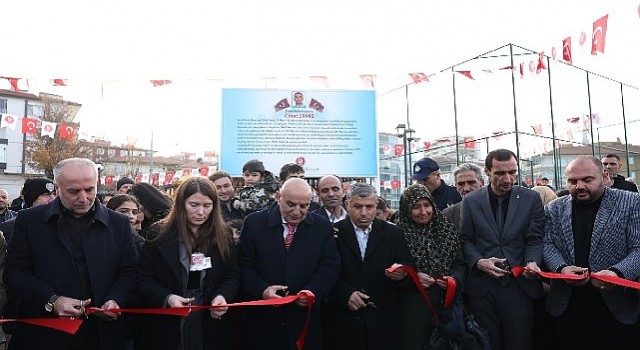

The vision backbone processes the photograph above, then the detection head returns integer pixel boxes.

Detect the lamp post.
[396,124,416,188]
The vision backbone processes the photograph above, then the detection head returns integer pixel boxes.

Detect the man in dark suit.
[5,158,138,350]
[325,183,413,350]
[312,175,347,224]
[544,156,640,349]
[460,149,545,350]
[601,154,638,192]
[237,177,340,350]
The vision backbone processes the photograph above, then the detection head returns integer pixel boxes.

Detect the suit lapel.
[157,235,184,287]
[503,187,521,234]
[338,221,363,260]
[364,220,384,260]
[561,197,576,264]
[479,188,499,237]
[589,189,612,262]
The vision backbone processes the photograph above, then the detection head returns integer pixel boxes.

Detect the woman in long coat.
[397,184,466,350]
[137,177,240,350]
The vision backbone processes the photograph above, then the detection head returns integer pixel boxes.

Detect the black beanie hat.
[23,177,55,208]
[116,177,135,191]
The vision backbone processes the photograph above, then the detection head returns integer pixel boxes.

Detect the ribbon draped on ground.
[386,264,456,327]
[6,291,315,350]
[511,266,640,290]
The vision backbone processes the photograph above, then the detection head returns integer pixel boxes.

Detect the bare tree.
[25,93,92,178]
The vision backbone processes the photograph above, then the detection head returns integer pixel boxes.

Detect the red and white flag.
[360,74,377,88]
[391,180,400,190]
[536,52,546,74]
[567,117,580,124]
[41,121,57,138]
[60,123,75,139]
[274,98,290,112]
[562,37,573,65]
[22,117,38,135]
[383,181,391,190]
[519,63,525,79]
[2,77,20,92]
[1,114,18,130]
[579,31,587,46]
[551,47,557,60]
[463,136,476,149]
[531,124,543,135]
[164,171,175,185]
[423,141,432,151]
[591,14,609,55]
[150,80,172,87]
[309,98,325,113]
[456,71,474,80]
[51,79,68,86]
[394,144,403,156]
[408,72,429,84]
[382,145,391,155]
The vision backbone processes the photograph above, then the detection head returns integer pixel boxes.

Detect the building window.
[0,99,7,113]
[27,104,44,117]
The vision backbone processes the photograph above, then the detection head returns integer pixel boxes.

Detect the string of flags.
[0,113,76,139]
[102,166,218,188]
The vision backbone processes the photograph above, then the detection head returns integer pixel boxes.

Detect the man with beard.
[209,171,243,221]
[601,154,638,192]
[460,149,545,350]
[544,156,640,349]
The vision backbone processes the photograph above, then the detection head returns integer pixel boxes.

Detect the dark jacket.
[612,174,638,192]
[432,180,462,211]
[237,206,340,350]
[136,225,240,349]
[4,198,138,350]
[326,218,414,350]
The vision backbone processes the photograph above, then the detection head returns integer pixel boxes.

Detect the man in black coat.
[4,158,138,350]
[237,178,340,350]
[601,154,638,192]
[325,183,414,350]
[412,157,462,210]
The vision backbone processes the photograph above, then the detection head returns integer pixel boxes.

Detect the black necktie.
[496,197,505,234]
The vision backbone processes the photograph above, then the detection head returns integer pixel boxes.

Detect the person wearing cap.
[116,177,136,194]
[0,178,57,242]
[411,157,462,211]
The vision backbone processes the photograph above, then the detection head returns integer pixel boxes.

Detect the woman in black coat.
[137,177,240,350]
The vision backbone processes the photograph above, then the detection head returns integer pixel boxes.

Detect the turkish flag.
[199,166,209,177]
[567,117,580,124]
[105,175,114,186]
[463,136,476,149]
[562,37,573,65]
[21,117,38,135]
[456,71,474,80]
[2,77,20,92]
[1,114,18,130]
[150,80,172,87]
[382,145,391,155]
[536,52,546,74]
[531,124,543,135]
[274,98,290,112]
[359,74,377,88]
[60,123,75,139]
[309,98,325,113]
[164,171,175,185]
[394,144,403,156]
[591,14,608,55]
[151,173,159,186]
[423,141,431,150]
[436,138,451,143]
[391,180,400,189]
[41,121,57,138]
[51,79,68,86]
[408,73,429,84]
[519,62,524,79]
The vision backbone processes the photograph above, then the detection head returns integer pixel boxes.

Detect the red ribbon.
[86,291,315,350]
[386,265,456,327]
[0,318,83,334]
[511,266,640,290]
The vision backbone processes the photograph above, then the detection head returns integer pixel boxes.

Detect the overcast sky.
[2,0,639,155]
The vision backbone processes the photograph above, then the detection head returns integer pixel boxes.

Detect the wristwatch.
[45,294,60,312]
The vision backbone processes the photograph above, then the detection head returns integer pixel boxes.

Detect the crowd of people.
[0,151,637,350]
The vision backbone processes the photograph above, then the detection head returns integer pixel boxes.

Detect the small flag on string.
[591,14,608,55]
[22,117,38,135]
[150,80,172,87]
[359,74,377,88]
[408,72,429,84]
[51,79,68,86]
[41,121,57,138]
[563,37,573,65]
[60,123,75,139]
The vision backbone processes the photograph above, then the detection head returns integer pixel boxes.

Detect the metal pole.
[546,56,561,189]
[620,83,631,176]
[586,72,595,155]
[530,160,534,187]
[149,131,154,173]
[597,128,601,159]
[509,44,522,183]
[403,135,409,188]
[452,67,461,165]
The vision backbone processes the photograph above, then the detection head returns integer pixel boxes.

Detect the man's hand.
[560,266,590,286]
[210,295,228,319]
[53,296,91,318]
[523,261,541,279]
[347,291,369,311]
[435,276,452,289]
[385,263,407,281]
[476,257,510,278]
[591,269,617,290]
[294,290,314,308]
[417,272,436,289]
[167,294,195,308]
[92,300,121,321]
[262,285,288,300]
